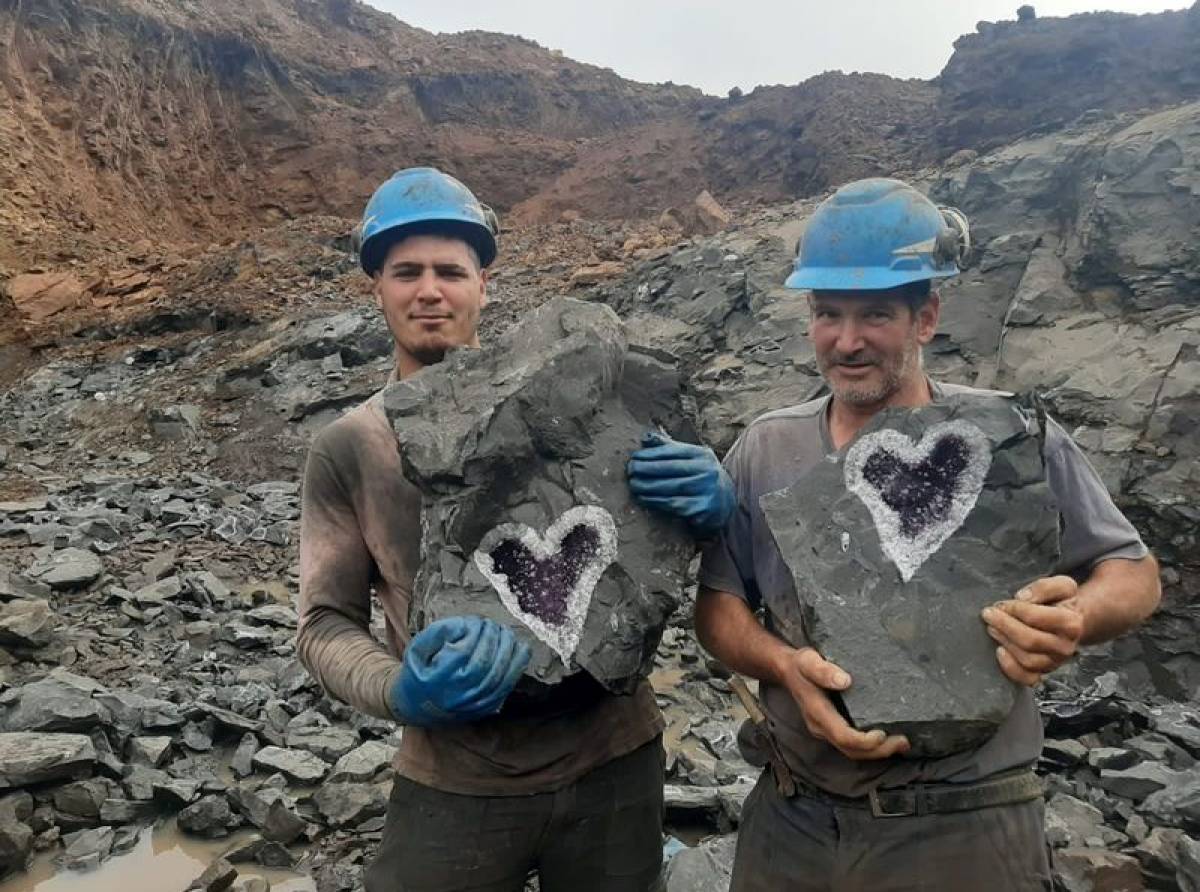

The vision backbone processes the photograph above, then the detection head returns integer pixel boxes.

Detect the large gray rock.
[1046,793,1127,849]
[311,782,389,829]
[0,733,96,788]
[0,599,55,648]
[664,834,737,892]
[1053,848,1145,892]
[761,393,1059,756]
[0,793,33,877]
[0,671,111,733]
[250,746,328,783]
[384,297,695,692]
[26,547,103,590]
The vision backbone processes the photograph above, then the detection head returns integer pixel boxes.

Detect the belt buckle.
[868,787,918,818]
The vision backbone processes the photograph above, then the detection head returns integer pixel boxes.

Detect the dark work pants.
[731,770,1052,892]
[364,737,665,892]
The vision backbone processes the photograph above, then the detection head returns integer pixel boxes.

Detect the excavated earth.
[1,1,1199,890]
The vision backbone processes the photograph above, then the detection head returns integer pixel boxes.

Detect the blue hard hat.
[357,167,498,275]
[785,178,969,291]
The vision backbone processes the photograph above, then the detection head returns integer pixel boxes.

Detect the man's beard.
[819,337,921,407]
[408,343,449,367]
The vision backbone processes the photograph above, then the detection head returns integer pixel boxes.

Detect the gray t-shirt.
[699,381,1148,797]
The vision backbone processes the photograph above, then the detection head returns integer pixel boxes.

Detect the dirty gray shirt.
[297,388,663,796]
[699,381,1148,798]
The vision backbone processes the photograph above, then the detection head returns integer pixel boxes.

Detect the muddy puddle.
[0,819,316,892]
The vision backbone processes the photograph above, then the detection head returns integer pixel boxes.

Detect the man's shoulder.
[741,396,828,438]
[309,389,390,464]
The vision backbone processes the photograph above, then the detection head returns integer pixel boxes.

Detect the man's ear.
[916,292,940,345]
[479,268,489,310]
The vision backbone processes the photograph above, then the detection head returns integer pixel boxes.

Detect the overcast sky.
[365,0,1191,95]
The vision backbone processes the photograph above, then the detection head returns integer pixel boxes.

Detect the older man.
[695,178,1161,891]
[297,167,732,892]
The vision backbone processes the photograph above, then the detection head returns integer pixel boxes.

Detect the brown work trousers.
[364,737,665,892]
[731,770,1052,892]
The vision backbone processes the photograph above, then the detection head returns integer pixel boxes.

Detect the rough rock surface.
[384,297,695,691]
[761,394,1059,755]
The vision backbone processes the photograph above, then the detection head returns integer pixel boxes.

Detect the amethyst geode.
[383,298,695,693]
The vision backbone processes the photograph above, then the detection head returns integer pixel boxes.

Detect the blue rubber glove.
[626,431,736,535]
[388,616,532,726]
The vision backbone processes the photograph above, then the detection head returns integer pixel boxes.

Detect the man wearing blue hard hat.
[694,178,1161,889]
[296,167,733,891]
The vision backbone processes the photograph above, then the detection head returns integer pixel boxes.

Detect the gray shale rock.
[26,548,103,591]
[178,795,242,838]
[0,733,96,789]
[0,599,54,648]
[664,834,738,892]
[1053,848,1145,892]
[385,297,695,693]
[761,393,1059,756]
[251,746,328,784]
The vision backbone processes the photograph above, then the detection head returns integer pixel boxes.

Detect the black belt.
[792,769,1043,819]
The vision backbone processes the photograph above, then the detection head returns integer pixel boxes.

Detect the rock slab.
[761,393,1060,756]
[385,297,695,692]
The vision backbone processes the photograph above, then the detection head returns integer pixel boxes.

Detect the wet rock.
[385,297,694,692]
[0,672,111,734]
[311,782,389,828]
[664,834,737,892]
[223,835,295,868]
[1043,739,1089,768]
[262,799,308,845]
[1139,769,1200,834]
[1097,763,1176,802]
[284,728,359,762]
[178,795,242,838]
[251,746,328,783]
[0,733,96,788]
[761,394,1059,756]
[60,825,115,871]
[1052,848,1144,892]
[127,736,173,767]
[151,777,204,809]
[1133,828,1199,890]
[53,778,122,821]
[0,792,34,877]
[184,856,238,892]
[1088,747,1139,771]
[26,548,103,591]
[0,599,55,648]
[1046,794,1127,849]
[231,733,260,779]
[98,798,157,823]
[328,741,397,783]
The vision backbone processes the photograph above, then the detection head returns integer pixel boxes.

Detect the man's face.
[809,289,939,408]
[373,234,488,375]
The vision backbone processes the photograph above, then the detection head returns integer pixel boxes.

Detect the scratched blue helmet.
[355,167,498,275]
[785,178,969,291]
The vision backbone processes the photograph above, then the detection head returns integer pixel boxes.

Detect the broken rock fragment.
[761,393,1060,756]
[385,297,695,693]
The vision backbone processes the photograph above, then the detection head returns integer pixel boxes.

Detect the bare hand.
[773,646,910,760]
[982,575,1084,686]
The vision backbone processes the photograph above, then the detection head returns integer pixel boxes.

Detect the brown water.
[0,819,317,892]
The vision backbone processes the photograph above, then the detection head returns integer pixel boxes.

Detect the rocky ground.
[1,98,1199,892]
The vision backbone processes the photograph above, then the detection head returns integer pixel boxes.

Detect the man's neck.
[827,375,933,450]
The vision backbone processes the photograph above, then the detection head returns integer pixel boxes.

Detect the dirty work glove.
[626,431,735,535]
[388,616,531,727]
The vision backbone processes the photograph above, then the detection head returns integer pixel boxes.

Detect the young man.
[695,178,1162,891]
[297,167,732,892]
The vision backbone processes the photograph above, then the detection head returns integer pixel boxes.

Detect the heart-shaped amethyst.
[844,420,991,582]
[473,506,618,664]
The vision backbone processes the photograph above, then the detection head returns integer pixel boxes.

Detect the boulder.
[664,834,737,892]
[761,393,1059,756]
[384,297,695,693]
[0,733,96,788]
[0,599,55,648]
[7,273,86,323]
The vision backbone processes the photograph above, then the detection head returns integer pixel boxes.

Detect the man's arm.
[983,555,1161,686]
[696,586,909,760]
[297,443,402,721]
